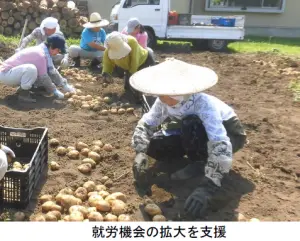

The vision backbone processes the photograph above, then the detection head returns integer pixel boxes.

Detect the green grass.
[289,79,300,101]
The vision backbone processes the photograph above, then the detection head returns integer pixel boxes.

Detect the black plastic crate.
[0,126,48,209]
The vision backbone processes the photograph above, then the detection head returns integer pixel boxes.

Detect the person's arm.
[88,42,106,51]
[128,39,141,74]
[102,50,115,75]
[18,28,40,50]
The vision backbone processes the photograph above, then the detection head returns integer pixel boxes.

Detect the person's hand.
[61,55,69,69]
[102,72,112,83]
[53,89,64,99]
[62,83,76,93]
[0,144,15,158]
[133,153,149,183]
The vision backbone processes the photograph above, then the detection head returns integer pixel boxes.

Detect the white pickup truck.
[108,0,245,52]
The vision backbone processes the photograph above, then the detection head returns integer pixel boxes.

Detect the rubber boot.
[17,88,36,103]
[72,57,80,67]
[170,161,205,181]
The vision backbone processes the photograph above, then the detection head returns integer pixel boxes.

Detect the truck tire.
[208,39,228,52]
[145,28,156,49]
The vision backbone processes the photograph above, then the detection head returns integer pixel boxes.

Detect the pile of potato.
[62,69,99,83]
[142,198,167,221]
[49,138,114,174]
[7,161,30,172]
[29,181,131,222]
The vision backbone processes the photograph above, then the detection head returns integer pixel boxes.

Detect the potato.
[110,108,118,114]
[87,207,97,214]
[103,144,113,152]
[45,213,57,222]
[72,94,79,99]
[249,218,260,222]
[75,83,82,88]
[82,104,90,109]
[42,201,62,213]
[47,211,62,220]
[14,212,26,221]
[67,150,80,159]
[83,181,96,192]
[86,95,93,101]
[88,151,101,163]
[88,191,98,198]
[96,200,111,212]
[81,148,90,157]
[152,215,166,221]
[69,211,84,222]
[118,214,131,222]
[78,163,92,174]
[13,162,22,169]
[65,92,72,98]
[100,176,109,184]
[61,195,82,209]
[31,214,46,222]
[111,200,127,216]
[111,192,127,203]
[93,140,104,147]
[69,205,89,218]
[96,96,102,101]
[96,185,107,192]
[74,187,88,201]
[236,213,247,222]
[103,97,111,103]
[104,213,118,222]
[91,145,101,154]
[88,212,103,221]
[144,204,162,216]
[118,108,126,114]
[56,146,67,155]
[23,164,30,170]
[50,161,60,171]
[59,187,74,195]
[126,108,134,114]
[104,179,113,188]
[39,194,53,204]
[67,146,76,152]
[63,215,70,221]
[76,89,82,95]
[49,138,59,147]
[100,110,109,115]
[76,141,89,151]
[82,158,96,168]
[88,195,103,207]
[98,190,110,198]
[67,98,74,104]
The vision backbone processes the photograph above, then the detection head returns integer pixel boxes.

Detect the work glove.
[102,72,112,83]
[133,153,150,184]
[62,83,76,93]
[184,177,220,218]
[0,144,16,158]
[53,89,64,99]
[61,55,69,69]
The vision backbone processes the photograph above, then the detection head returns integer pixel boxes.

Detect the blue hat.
[46,33,66,54]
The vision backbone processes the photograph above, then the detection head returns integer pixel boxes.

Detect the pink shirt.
[0,45,47,77]
[121,29,148,49]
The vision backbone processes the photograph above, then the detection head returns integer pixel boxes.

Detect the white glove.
[62,83,76,93]
[0,150,8,181]
[53,89,64,99]
[1,144,16,158]
[61,55,69,69]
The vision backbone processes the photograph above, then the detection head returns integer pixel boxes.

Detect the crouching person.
[130,58,247,218]
[69,12,109,70]
[0,34,75,102]
[0,144,15,181]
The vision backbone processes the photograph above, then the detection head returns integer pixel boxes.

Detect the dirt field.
[1,50,300,221]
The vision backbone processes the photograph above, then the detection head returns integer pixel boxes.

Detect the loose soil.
[1,49,300,221]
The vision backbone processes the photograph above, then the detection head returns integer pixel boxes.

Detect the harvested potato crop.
[93,140,104,147]
[59,187,74,195]
[111,192,127,203]
[67,146,76,152]
[74,83,82,88]
[76,141,89,151]
[14,212,26,221]
[152,215,166,221]
[88,194,103,207]
[249,218,260,222]
[98,191,110,198]
[56,146,67,156]
[31,214,46,222]
[69,211,84,222]
[39,194,53,204]
[50,161,60,171]
[61,195,82,209]
[69,205,89,218]
[49,138,59,147]
[13,162,22,170]
[74,187,88,201]
[88,151,101,163]
[87,207,97,214]
[96,185,107,192]
[126,108,134,114]
[85,95,93,101]
[95,200,111,212]
[78,163,92,174]
[82,104,90,110]
[63,215,70,221]
[82,158,96,168]
[67,150,80,159]
[91,145,101,153]
[67,98,74,104]
[103,144,113,152]
[110,108,118,114]
[100,176,109,184]
[81,148,90,157]
[42,201,62,213]
[118,108,126,114]
[104,179,113,188]
[118,214,131,222]
[104,213,118,222]
[45,213,57,222]
[111,200,127,216]
[88,212,103,221]
[88,191,98,198]
[236,213,247,222]
[83,181,96,192]
[100,110,109,115]
[23,164,30,170]
[144,204,162,216]
[65,92,73,98]
[47,211,62,220]
[103,97,111,103]
[76,89,82,95]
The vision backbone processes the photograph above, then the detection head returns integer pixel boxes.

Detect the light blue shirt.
[141,93,236,142]
[80,28,106,51]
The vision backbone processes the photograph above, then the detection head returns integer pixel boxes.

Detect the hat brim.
[108,42,131,60]
[125,26,135,34]
[129,58,218,96]
[60,47,66,54]
[83,19,109,28]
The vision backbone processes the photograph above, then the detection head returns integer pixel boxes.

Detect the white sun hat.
[129,58,218,96]
[104,31,132,60]
[83,12,109,28]
[40,17,60,35]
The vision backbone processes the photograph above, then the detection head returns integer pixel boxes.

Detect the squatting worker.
[0,34,75,103]
[102,31,155,102]
[16,17,70,69]
[130,58,247,217]
[0,144,15,181]
[69,12,109,70]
